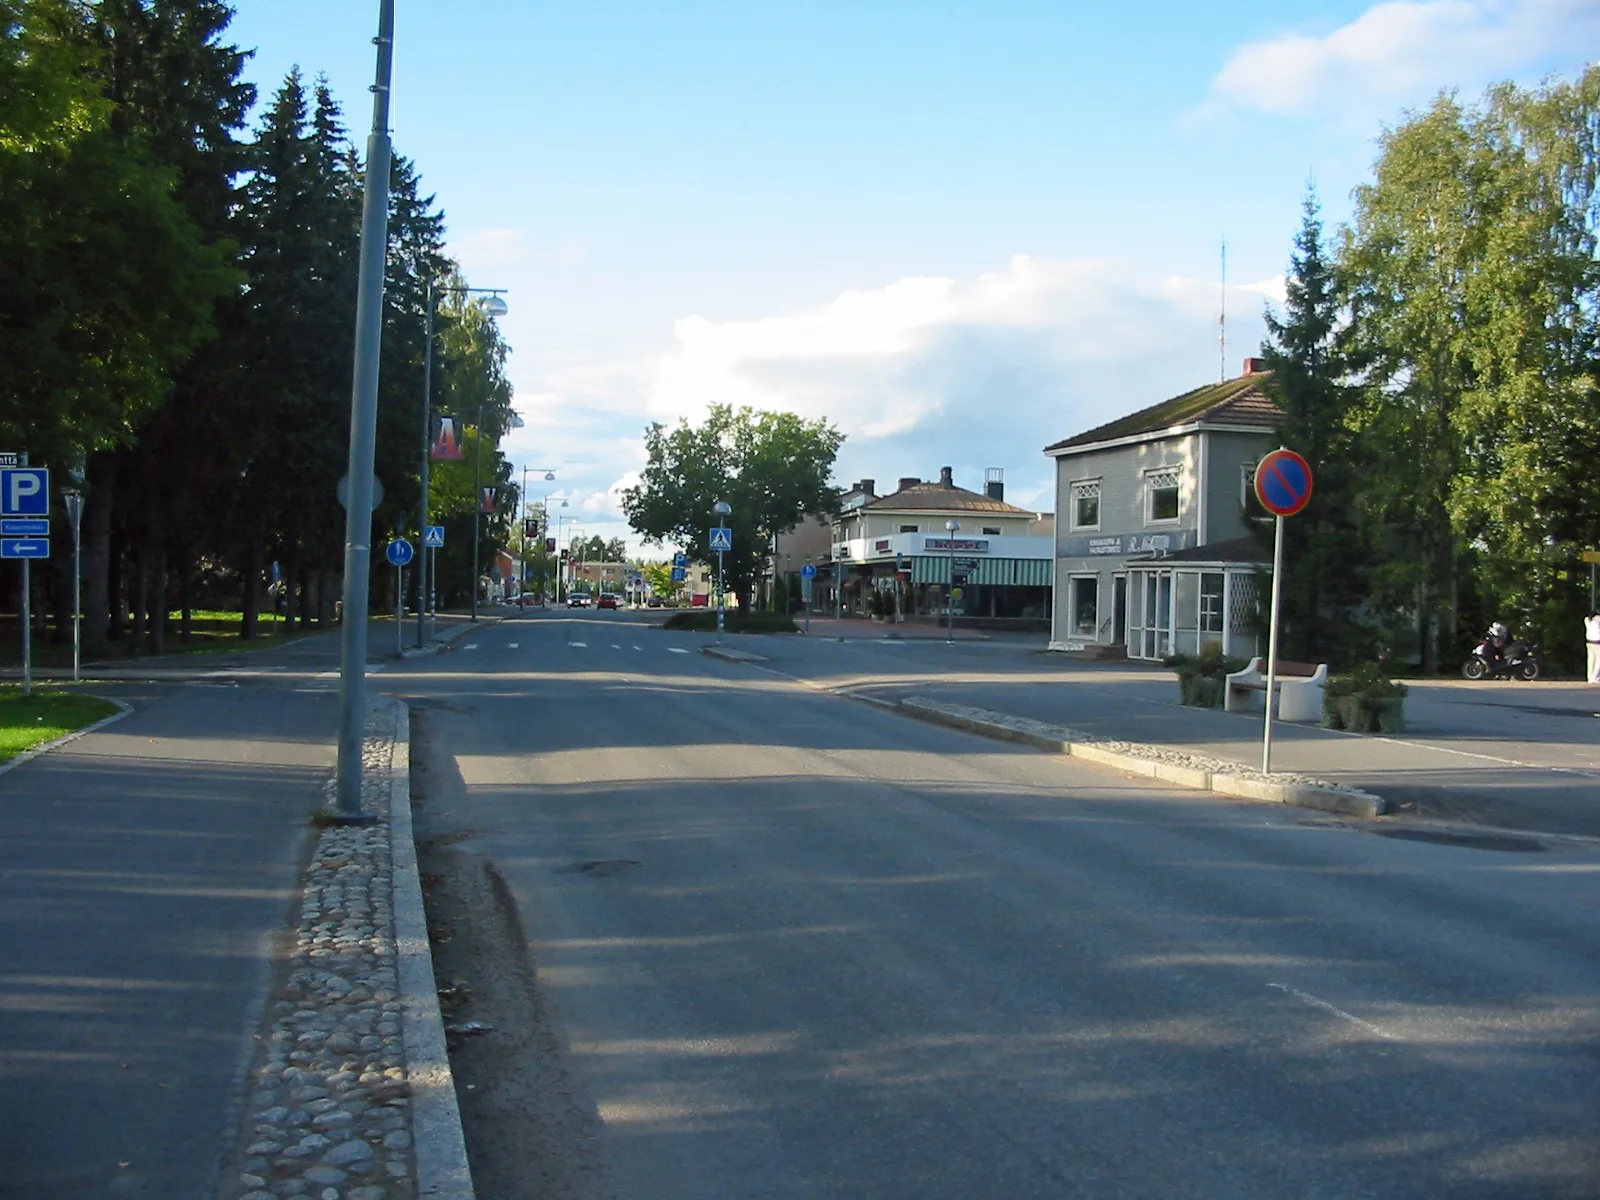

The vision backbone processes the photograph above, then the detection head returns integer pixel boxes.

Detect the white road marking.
[668,647,690,655]
[464,644,479,650]
[611,644,622,650]
[633,645,644,651]
[570,641,588,648]
[1267,982,1397,1040]
[508,643,518,649]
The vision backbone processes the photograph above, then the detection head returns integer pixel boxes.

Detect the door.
[1112,575,1127,647]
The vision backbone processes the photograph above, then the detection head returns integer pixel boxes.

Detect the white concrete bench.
[1224,657,1328,722]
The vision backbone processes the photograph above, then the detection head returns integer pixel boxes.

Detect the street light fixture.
[945,519,961,644]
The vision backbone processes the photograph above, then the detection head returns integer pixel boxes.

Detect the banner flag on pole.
[431,415,465,461]
[480,486,497,513]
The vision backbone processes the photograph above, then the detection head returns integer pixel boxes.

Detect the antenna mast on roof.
[1219,237,1227,382]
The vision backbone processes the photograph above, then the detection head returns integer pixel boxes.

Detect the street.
[399,609,1600,1199]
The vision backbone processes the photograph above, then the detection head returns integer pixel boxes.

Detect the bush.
[1322,663,1408,732]
[663,610,798,634]
[1166,645,1250,708]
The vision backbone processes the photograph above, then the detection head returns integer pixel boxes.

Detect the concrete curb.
[0,695,133,778]
[898,697,1386,819]
[700,644,769,664]
[386,699,476,1199]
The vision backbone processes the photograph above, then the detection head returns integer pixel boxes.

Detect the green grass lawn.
[0,611,310,667]
[0,687,120,762]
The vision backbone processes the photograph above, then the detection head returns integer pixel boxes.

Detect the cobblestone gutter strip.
[214,698,472,1200]
[700,644,769,663]
[898,696,1386,819]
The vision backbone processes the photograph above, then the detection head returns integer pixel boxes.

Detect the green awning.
[910,557,1051,586]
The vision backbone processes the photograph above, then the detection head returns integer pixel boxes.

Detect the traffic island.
[0,687,126,769]
[896,696,1387,819]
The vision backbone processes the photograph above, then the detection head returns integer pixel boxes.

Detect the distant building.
[1044,359,1279,659]
[819,467,1054,622]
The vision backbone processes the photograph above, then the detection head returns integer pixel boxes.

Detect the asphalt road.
[399,610,1600,1199]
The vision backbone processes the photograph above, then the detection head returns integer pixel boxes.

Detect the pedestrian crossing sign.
[709,526,732,552]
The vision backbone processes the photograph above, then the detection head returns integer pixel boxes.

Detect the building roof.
[861,479,1037,516]
[1044,369,1281,454]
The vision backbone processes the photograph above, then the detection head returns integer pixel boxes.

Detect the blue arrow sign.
[0,467,49,516]
[423,525,445,548]
[0,538,49,559]
[709,526,732,552]
[1,518,48,537]
[386,539,414,567]
[800,563,817,579]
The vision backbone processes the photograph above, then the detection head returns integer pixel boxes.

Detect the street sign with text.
[1,519,48,537]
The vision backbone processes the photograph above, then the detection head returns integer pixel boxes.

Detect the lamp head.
[946,519,960,532]
[478,295,508,319]
[713,500,732,516]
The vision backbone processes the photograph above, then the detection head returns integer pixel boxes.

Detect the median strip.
[896,696,1386,818]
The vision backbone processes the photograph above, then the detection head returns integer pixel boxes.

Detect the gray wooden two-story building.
[1043,360,1281,660]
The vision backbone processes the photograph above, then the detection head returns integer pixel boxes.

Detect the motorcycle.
[1462,637,1543,681]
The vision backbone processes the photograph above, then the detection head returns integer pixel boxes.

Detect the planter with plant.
[1321,664,1407,733]
[1166,644,1249,708]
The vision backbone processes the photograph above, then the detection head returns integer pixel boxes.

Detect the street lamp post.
[712,500,731,640]
[333,0,395,822]
[419,283,507,637]
[62,489,84,682]
[945,519,960,644]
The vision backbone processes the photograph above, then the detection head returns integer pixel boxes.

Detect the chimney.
[1242,357,1268,376]
[897,476,921,492]
[939,466,954,488]
[984,467,1004,502]
[858,478,875,496]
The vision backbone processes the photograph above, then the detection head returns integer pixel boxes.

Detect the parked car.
[567,593,591,608]
[596,593,620,609]
[646,595,663,608]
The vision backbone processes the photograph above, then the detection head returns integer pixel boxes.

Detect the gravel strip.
[215,701,416,1200]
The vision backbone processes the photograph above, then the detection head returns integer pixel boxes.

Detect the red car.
[596,593,620,609]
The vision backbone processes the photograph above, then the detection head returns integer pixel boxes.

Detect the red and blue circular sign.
[1254,449,1314,517]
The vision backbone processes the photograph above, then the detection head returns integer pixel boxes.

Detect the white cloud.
[499,255,1277,547]
[1204,0,1600,119]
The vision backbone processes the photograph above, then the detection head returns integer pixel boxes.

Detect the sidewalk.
[792,615,992,641]
[862,664,1600,838]
[0,678,469,1198]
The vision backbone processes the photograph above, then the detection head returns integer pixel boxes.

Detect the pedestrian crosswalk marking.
[668,647,690,654]
[570,641,587,648]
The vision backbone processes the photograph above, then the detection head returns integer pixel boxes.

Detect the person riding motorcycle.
[1484,621,1511,670]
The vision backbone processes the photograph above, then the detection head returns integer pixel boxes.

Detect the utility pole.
[332,0,394,822]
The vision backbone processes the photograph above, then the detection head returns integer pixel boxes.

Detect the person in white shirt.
[1586,610,1600,684]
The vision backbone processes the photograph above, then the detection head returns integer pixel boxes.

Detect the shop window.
[1070,480,1100,530]
[1146,469,1180,523]
[1071,576,1099,638]
[1200,572,1224,633]
[982,527,1001,535]
[899,524,919,533]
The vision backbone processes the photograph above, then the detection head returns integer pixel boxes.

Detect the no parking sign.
[1254,449,1314,517]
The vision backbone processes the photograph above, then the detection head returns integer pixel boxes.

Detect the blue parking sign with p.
[1,468,49,516]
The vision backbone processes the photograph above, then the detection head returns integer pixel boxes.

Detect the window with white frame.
[1240,462,1268,519]
[1070,479,1101,530]
[899,524,918,533]
[1146,468,1180,523]
[1200,572,1224,633]
[982,526,1001,535]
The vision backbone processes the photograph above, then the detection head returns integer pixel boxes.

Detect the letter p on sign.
[1,468,49,517]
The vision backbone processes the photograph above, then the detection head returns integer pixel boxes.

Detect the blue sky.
[228,0,1598,552]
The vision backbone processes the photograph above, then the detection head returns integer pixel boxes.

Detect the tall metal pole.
[333,0,394,822]
[19,452,31,698]
[471,405,483,620]
[1261,513,1286,774]
[63,490,83,682]
[947,542,955,644]
[417,279,433,648]
[716,549,725,640]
